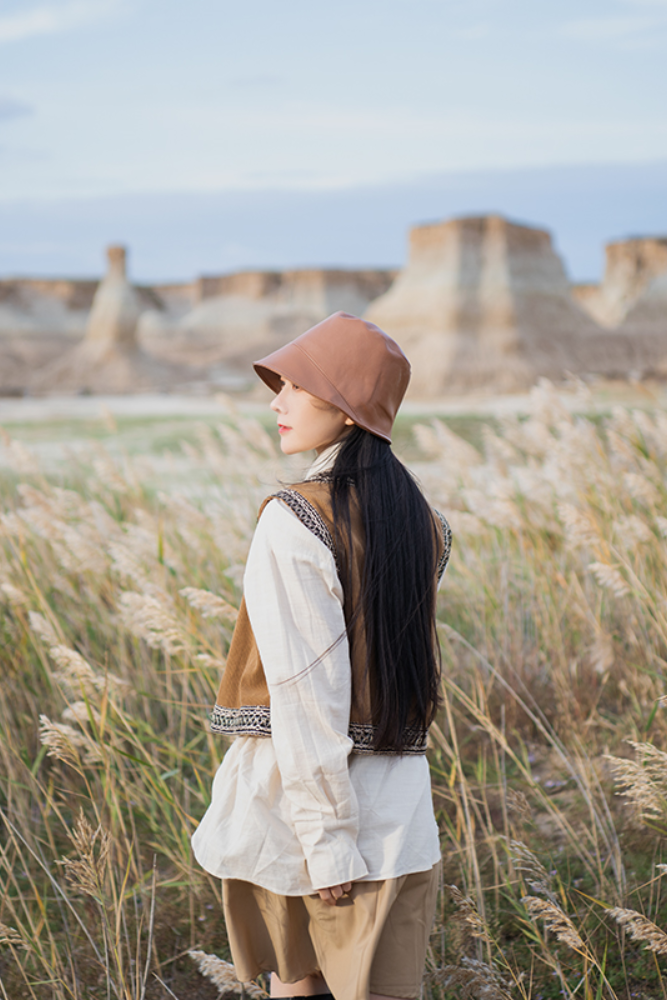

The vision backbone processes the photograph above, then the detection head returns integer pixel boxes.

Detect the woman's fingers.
[317,883,353,906]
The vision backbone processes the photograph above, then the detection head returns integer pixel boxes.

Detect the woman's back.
[192,448,443,895]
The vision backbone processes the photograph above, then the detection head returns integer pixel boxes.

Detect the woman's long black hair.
[328,425,441,751]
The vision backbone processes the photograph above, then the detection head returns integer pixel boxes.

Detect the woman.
[192,312,451,1000]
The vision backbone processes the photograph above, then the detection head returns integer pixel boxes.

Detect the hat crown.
[253,312,410,443]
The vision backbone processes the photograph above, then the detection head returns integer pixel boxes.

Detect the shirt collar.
[305,441,342,480]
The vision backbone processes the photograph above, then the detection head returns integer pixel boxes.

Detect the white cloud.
[0,1,120,45]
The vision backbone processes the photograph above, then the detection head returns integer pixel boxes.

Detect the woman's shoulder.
[257,481,336,558]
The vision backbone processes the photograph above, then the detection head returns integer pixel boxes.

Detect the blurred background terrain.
[0,0,666,401]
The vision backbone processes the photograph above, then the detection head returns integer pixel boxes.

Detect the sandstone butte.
[1,218,666,397]
[28,246,187,395]
[365,216,667,396]
[573,237,667,329]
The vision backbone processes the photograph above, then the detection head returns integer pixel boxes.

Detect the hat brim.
[253,341,391,442]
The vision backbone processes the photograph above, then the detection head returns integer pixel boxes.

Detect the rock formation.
[365,215,611,395]
[29,246,189,395]
[0,255,393,394]
[139,268,395,370]
[573,237,667,328]
[84,245,142,350]
[0,278,94,394]
[620,273,667,337]
[3,228,666,398]
[0,277,96,336]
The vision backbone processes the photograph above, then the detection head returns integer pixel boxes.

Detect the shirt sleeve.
[243,498,369,891]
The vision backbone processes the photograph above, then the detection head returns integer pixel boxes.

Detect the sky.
[0,0,666,282]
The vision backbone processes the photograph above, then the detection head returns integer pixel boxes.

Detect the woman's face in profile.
[270,378,354,455]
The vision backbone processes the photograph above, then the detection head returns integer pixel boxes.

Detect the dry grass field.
[1,382,667,999]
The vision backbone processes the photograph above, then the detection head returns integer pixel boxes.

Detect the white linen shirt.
[191,451,441,896]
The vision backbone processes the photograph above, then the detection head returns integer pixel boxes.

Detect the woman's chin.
[279,437,301,456]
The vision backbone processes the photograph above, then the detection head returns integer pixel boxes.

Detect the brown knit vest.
[211,479,451,755]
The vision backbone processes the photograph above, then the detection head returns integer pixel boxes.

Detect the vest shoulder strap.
[266,487,336,559]
[433,509,452,582]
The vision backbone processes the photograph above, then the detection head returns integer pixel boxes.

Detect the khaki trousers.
[223,864,440,1000]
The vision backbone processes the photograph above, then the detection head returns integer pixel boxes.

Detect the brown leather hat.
[253,312,410,443]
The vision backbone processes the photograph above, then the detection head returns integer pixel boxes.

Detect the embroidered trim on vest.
[347,722,428,756]
[434,509,452,582]
[211,704,427,756]
[211,704,271,738]
[271,489,336,557]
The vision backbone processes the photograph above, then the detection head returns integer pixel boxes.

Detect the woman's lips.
[278,424,291,435]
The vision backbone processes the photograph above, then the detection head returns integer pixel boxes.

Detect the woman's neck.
[306,442,342,479]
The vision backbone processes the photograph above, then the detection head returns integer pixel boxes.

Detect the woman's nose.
[270,390,285,413]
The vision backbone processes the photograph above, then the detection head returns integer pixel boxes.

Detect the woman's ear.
[344,417,355,427]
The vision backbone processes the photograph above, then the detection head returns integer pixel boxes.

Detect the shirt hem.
[193,850,442,897]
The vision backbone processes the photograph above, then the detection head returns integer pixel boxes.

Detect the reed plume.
[521,897,591,959]
[188,950,268,997]
[509,840,557,902]
[608,908,667,956]
[39,714,102,765]
[119,591,189,654]
[0,924,27,949]
[428,957,513,1000]
[180,586,239,621]
[606,741,667,821]
[59,812,111,901]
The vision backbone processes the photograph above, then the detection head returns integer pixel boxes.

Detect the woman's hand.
[317,882,352,906]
